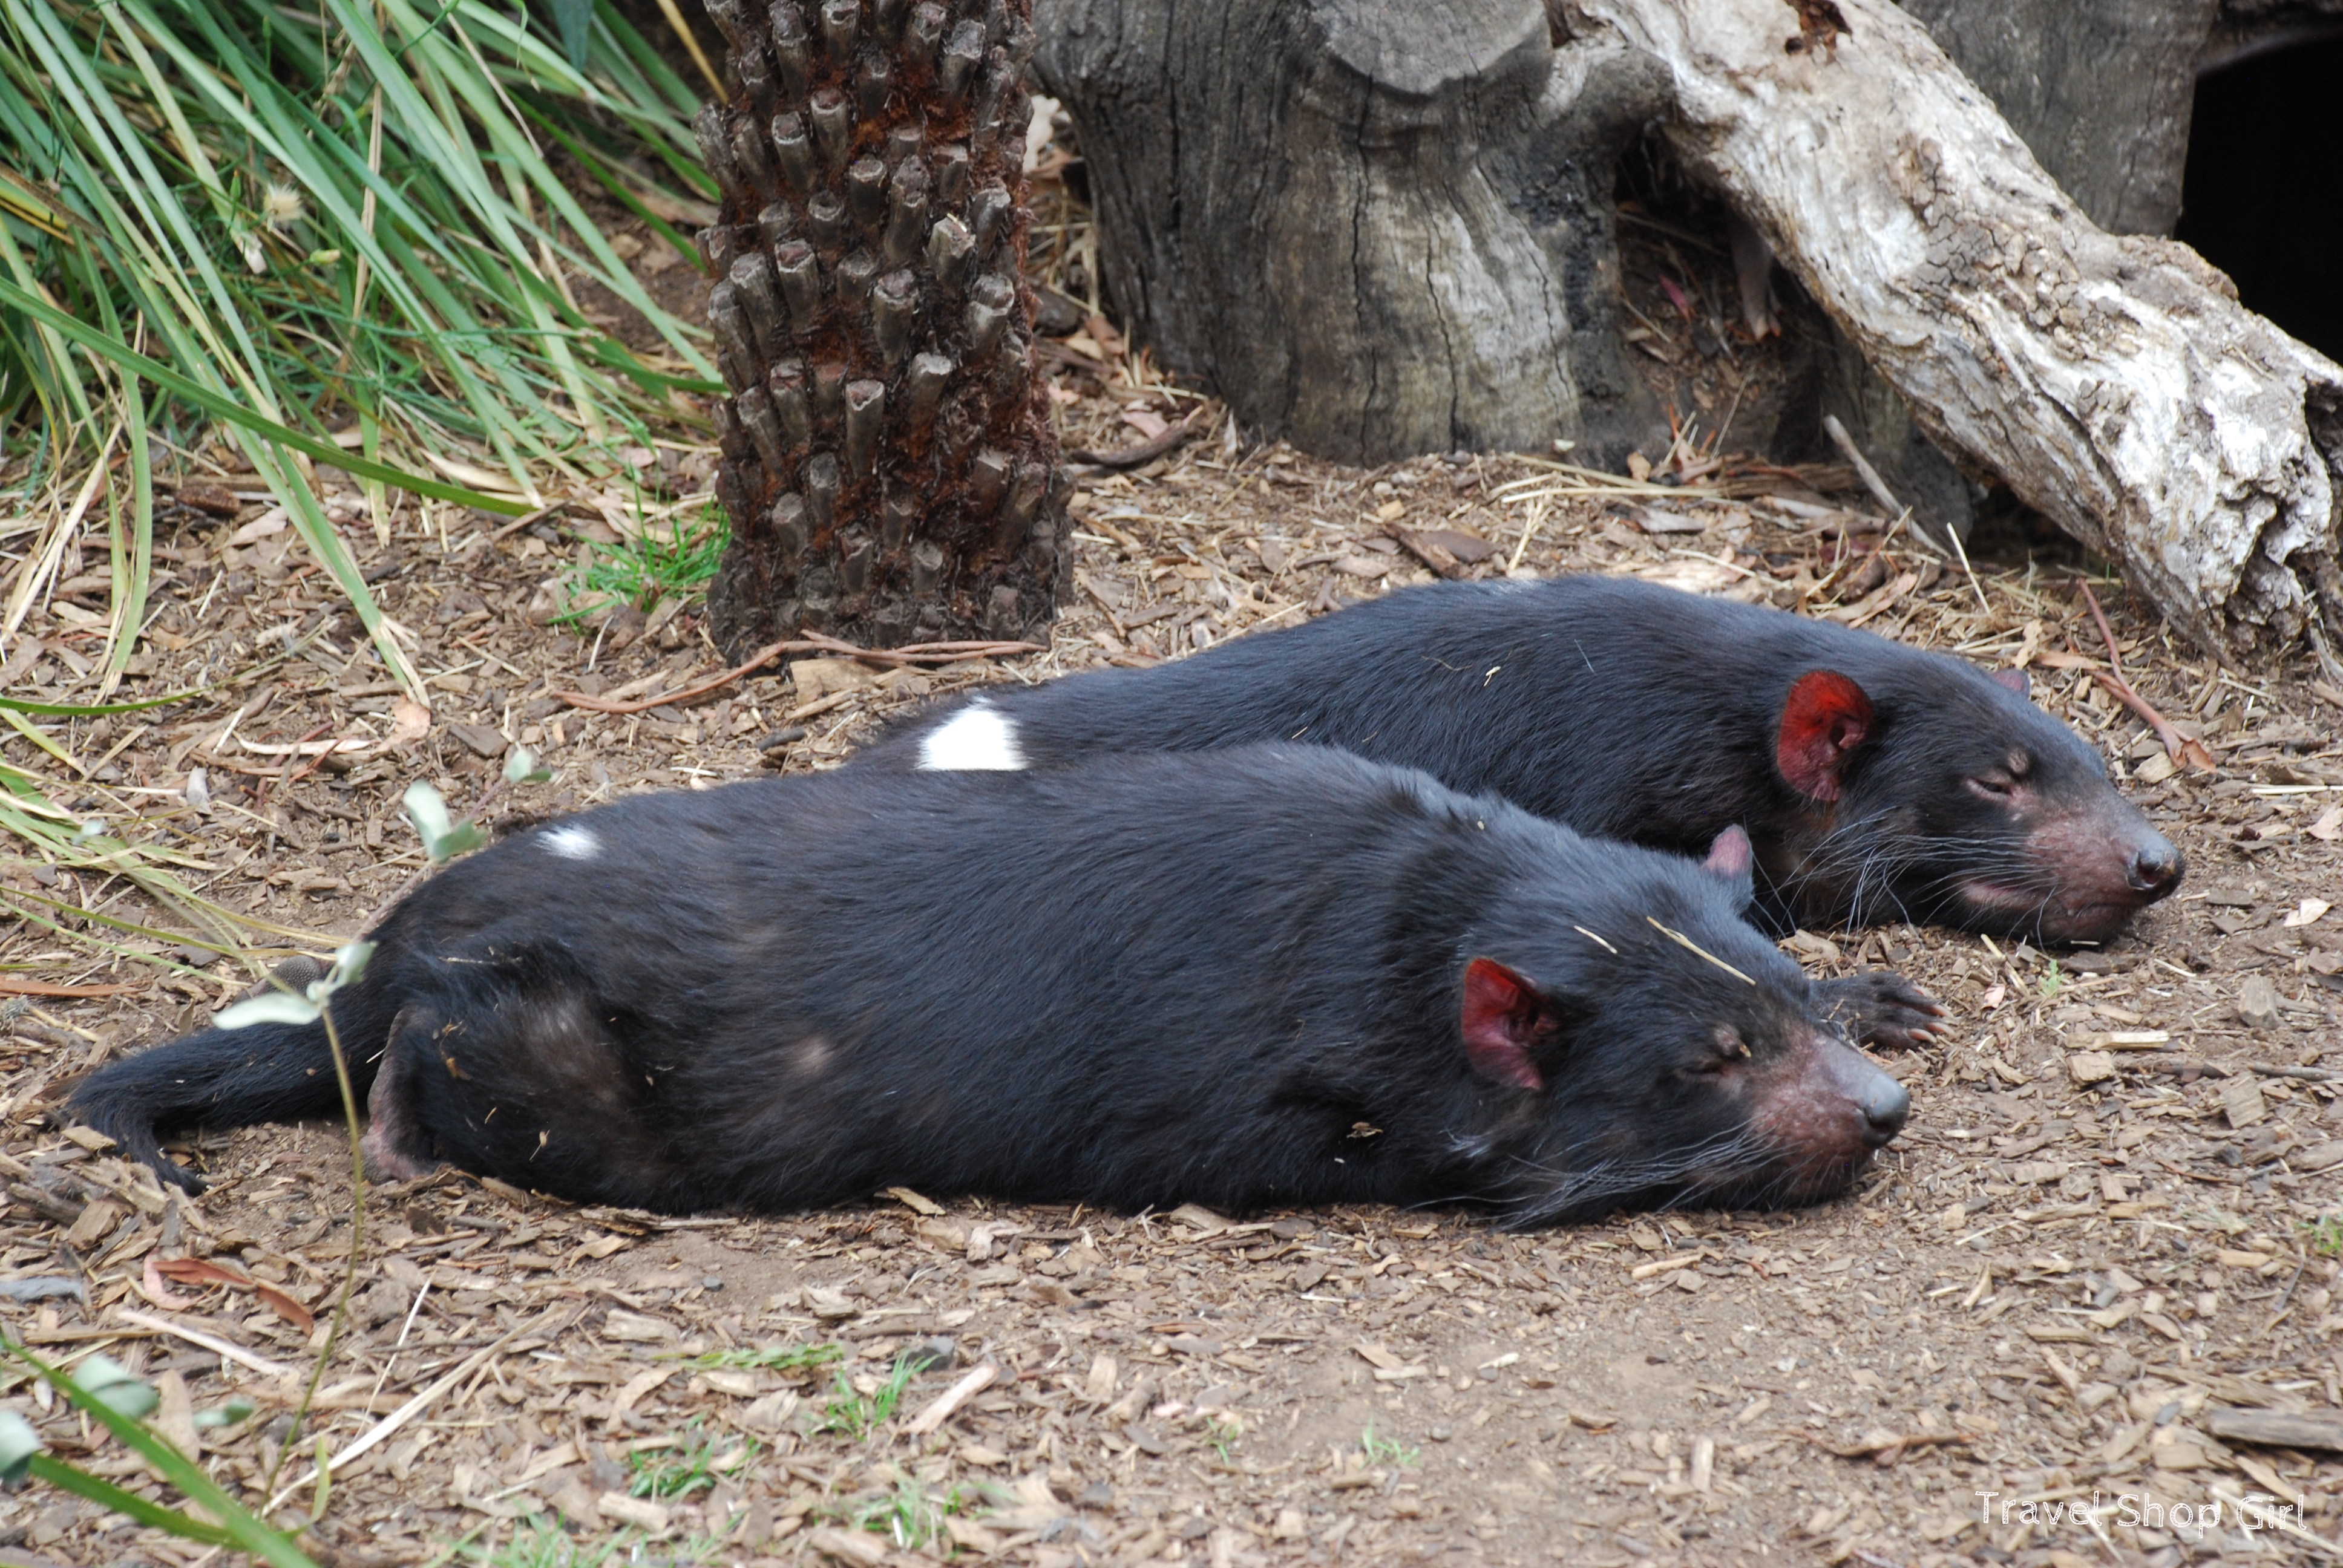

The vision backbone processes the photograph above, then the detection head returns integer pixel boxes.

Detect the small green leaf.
[503,745,552,785]
[317,941,377,998]
[215,991,323,1030]
[402,779,455,845]
[74,1355,159,1420]
[194,1397,255,1429]
[308,1434,332,1523]
[0,1410,42,1483]
[403,782,487,865]
[435,823,488,863]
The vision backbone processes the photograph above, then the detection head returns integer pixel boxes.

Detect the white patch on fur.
[916,703,1027,771]
[543,825,600,860]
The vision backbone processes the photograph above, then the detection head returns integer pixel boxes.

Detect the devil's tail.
[67,1011,381,1193]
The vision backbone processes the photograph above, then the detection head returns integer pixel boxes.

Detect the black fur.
[863,575,2182,947]
[70,748,1906,1221]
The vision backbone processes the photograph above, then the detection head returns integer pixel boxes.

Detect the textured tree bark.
[1898,0,2218,238]
[1034,0,1668,467]
[1568,0,2343,665]
[696,0,1067,656]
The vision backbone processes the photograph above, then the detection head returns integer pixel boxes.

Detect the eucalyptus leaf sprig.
[0,1349,314,1567]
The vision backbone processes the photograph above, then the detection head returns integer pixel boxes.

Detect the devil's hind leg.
[361,1007,441,1182]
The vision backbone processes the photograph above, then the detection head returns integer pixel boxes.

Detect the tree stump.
[1035,0,1669,466]
[696,0,1068,656]
[1041,0,2343,661]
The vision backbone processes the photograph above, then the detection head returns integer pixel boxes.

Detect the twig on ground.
[263,1311,562,1514]
[2255,1258,2310,1342]
[905,1363,999,1436]
[1507,497,1548,574]
[1067,408,1208,468]
[551,635,1043,714]
[0,978,138,998]
[1820,413,1951,563]
[114,1310,299,1379]
[2075,579,2215,770]
[254,725,332,806]
[485,505,566,545]
[1940,515,1990,615]
[796,632,1044,667]
[1820,414,1904,518]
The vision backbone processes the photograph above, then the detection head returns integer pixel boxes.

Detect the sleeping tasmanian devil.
[70,748,1907,1221]
[865,576,2183,951]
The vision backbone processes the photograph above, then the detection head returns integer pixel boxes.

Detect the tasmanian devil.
[69,748,1907,1223]
[865,575,2181,962]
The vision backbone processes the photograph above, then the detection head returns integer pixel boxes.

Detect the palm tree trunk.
[696,0,1067,654]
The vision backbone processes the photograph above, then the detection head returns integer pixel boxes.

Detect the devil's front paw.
[1815,970,1944,1051]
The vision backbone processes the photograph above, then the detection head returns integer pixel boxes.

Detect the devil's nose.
[1859,1073,1910,1145]
[2129,834,2184,897]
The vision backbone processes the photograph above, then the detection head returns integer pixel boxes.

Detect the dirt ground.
[7,188,2343,1568]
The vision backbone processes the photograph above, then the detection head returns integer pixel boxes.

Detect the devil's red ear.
[1992,667,2033,699]
[1776,670,1875,802]
[1461,958,1556,1091]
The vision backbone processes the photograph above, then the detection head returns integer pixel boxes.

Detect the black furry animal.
[70,749,1907,1221]
[865,576,2182,956]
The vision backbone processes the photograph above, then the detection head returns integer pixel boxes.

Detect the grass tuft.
[556,501,727,621]
[464,1515,718,1568]
[837,1472,972,1553]
[814,1352,928,1442]
[1360,1422,1420,1467]
[0,0,717,696]
[628,1425,756,1500]
[685,1342,842,1373]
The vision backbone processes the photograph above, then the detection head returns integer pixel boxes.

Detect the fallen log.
[1567,0,2343,664]
[1042,0,2343,664]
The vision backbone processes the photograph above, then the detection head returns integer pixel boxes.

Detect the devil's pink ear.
[1460,958,1554,1091]
[1703,825,1753,879]
[1776,670,1875,802]
[1702,825,1756,908]
[1992,667,2033,699]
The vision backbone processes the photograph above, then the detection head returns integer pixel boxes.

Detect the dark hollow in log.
[1035,0,1668,466]
[699,0,1069,656]
[2175,28,2343,364]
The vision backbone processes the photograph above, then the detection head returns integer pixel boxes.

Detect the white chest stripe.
[916,705,1027,771]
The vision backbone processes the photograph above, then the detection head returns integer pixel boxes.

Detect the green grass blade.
[0,278,527,513]
[5,1344,318,1568]
[23,1454,238,1546]
[522,108,698,268]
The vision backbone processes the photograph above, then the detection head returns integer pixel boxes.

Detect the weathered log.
[698,0,1068,656]
[1900,0,2218,237]
[1728,0,2238,544]
[1568,0,2343,664]
[1034,0,1667,466]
